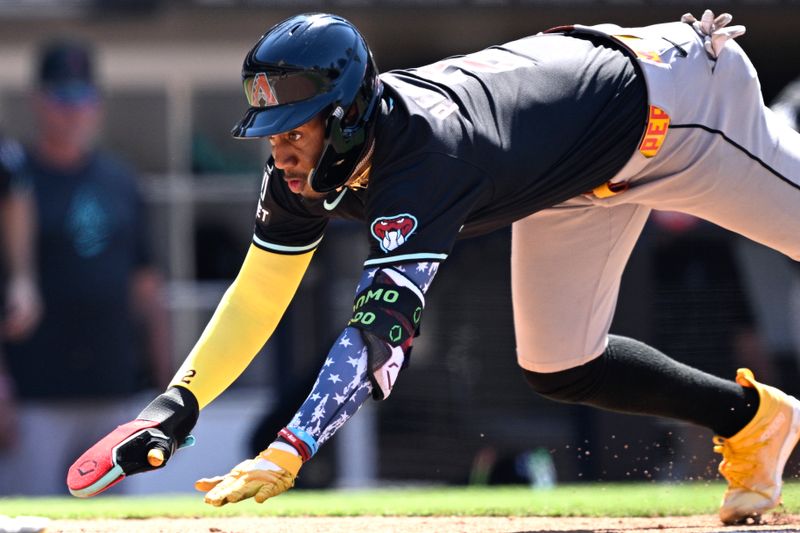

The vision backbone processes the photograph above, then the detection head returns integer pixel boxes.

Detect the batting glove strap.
[137,386,199,444]
[259,447,303,476]
[195,448,302,506]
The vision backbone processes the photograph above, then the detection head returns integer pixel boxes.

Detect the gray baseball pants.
[512,22,800,372]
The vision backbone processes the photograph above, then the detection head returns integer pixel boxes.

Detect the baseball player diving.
[68,10,800,525]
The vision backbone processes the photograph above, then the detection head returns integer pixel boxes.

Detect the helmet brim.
[231,99,325,138]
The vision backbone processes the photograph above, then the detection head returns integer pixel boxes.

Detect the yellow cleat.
[715,368,800,524]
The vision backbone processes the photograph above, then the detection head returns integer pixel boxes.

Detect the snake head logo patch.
[371,214,418,253]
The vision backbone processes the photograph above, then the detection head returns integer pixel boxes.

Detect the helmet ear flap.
[326,105,366,153]
[325,106,346,146]
[310,107,355,194]
[342,101,362,127]
[310,78,382,193]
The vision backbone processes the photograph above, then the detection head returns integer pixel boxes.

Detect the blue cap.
[38,39,99,104]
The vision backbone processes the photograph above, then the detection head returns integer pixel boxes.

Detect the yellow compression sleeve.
[169,243,313,409]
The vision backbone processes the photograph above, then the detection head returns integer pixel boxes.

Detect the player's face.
[35,92,103,154]
[269,115,326,200]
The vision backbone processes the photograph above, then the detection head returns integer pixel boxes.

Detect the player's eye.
[287,131,302,142]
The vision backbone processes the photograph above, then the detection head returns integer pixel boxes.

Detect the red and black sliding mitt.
[67,387,199,497]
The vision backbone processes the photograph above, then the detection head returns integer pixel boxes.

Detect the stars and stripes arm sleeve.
[276,261,440,460]
[168,243,314,409]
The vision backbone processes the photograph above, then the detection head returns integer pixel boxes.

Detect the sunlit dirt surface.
[45,514,800,532]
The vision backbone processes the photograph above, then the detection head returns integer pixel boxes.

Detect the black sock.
[523,335,759,438]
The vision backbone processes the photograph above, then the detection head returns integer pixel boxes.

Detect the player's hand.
[681,9,745,59]
[195,447,302,506]
[67,387,198,498]
[3,276,42,341]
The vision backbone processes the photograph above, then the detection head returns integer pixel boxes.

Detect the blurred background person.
[0,38,171,495]
[0,131,38,453]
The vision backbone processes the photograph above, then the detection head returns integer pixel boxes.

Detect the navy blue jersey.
[254,32,646,266]
[5,149,152,399]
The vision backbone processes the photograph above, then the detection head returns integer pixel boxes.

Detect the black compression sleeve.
[137,386,200,443]
[523,335,759,438]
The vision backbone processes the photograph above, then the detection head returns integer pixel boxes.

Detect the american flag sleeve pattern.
[283,261,440,455]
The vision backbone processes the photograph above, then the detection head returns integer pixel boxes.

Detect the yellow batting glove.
[194,447,302,506]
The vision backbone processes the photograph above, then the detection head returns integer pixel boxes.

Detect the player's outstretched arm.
[170,243,315,408]
[67,243,314,497]
[194,261,440,506]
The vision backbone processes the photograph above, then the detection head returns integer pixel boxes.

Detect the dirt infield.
[43,514,800,532]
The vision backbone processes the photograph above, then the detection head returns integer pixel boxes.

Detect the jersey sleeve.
[253,159,328,255]
[169,243,314,409]
[363,152,489,267]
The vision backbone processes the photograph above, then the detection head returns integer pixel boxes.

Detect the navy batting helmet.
[232,13,383,193]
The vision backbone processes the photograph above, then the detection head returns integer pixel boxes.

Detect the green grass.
[3,482,800,519]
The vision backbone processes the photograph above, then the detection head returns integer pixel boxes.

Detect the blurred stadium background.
[1,0,799,495]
